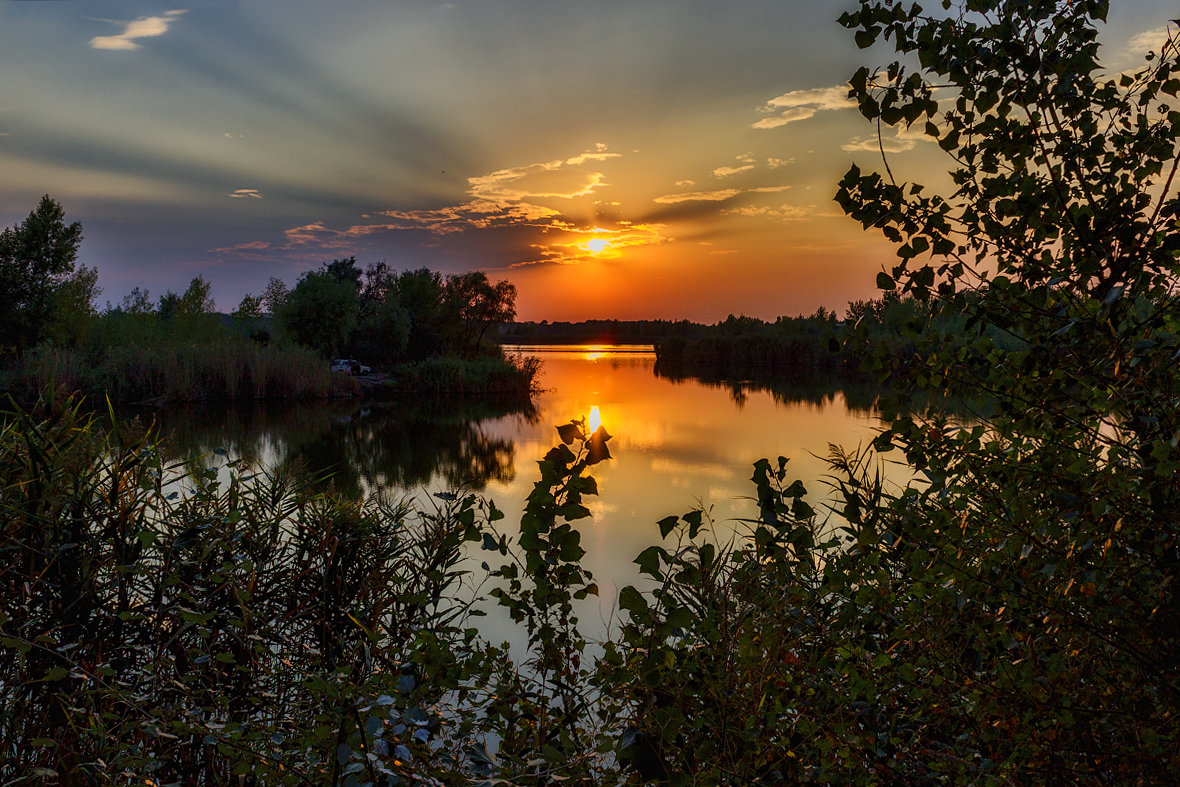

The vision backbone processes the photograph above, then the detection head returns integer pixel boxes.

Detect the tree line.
[0,207,524,398]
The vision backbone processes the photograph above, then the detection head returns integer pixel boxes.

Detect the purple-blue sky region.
[1,1,1175,322]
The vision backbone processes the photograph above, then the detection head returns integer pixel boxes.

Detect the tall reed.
[13,342,357,402]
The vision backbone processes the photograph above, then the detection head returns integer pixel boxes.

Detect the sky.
[1,0,1175,322]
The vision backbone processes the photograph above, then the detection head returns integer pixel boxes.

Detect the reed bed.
[380,353,541,395]
[13,342,358,402]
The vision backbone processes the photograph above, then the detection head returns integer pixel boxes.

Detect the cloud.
[841,135,917,153]
[90,10,188,51]
[753,107,817,129]
[653,184,789,204]
[712,153,757,178]
[754,84,855,129]
[712,165,755,178]
[228,189,263,199]
[723,203,829,222]
[565,142,622,166]
[653,189,741,204]
[211,144,649,269]
[378,199,563,235]
[210,240,272,256]
[467,146,616,201]
[675,179,695,188]
[767,157,794,169]
[1127,25,1173,55]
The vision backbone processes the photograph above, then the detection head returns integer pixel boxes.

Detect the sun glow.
[588,405,602,434]
[585,237,611,255]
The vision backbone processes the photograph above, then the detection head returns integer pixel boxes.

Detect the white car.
[330,359,370,375]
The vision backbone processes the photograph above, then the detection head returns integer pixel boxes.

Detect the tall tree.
[261,276,289,315]
[276,270,359,358]
[44,264,101,348]
[442,271,517,355]
[0,195,84,352]
[178,275,216,316]
[321,257,363,289]
[395,268,445,360]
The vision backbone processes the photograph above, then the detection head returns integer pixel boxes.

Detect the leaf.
[635,545,664,577]
[877,271,895,290]
[618,585,649,614]
[544,444,576,465]
[587,426,613,465]
[557,421,584,445]
[658,515,679,539]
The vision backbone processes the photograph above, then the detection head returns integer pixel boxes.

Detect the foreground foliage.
[608,1,1180,782]
[0,392,514,783]
[0,394,619,785]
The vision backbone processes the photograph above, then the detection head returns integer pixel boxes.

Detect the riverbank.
[1,343,540,404]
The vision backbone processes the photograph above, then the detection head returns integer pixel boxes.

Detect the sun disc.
[586,237,611,254]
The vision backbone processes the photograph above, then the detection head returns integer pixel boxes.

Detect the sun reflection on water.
[580,345,612,361]
[588,405,601,434]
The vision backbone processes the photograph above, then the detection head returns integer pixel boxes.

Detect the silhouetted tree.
[321,256,363,288]
[395,268,445,360]
[277,270,359,358]
[262,276,289,315]
[442,271,517,356]
[0,195,84,352]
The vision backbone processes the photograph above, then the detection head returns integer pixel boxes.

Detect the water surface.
[140,344,889,606]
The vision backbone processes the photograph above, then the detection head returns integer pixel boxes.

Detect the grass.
[10,342,358,402]
[379,352,542,395]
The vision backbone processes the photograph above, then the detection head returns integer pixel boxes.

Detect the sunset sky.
[1,0,1174,322]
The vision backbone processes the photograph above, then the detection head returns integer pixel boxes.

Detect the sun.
[585,237,611,255]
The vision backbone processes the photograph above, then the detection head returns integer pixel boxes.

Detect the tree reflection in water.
[122,395,539,497]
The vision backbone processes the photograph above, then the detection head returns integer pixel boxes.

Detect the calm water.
[139,344,889,609]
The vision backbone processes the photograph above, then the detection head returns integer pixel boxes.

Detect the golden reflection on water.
[588,405,602,434]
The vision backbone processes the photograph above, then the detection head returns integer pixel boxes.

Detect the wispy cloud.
[653,185,789,204]
[467,145,615,201]
[712,153,757,178]
[753,85,855,129]
[1127,24,1173,56]
[90,10,188,51]
[228,188,263,199]
[842,135,917,153]
[723,203,830,222]
[712,165,754,178]
[378,200,564,235]
[565,142,622,166]
[654,189,741,204]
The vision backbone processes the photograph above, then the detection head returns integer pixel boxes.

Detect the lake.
[137,344,889,613]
